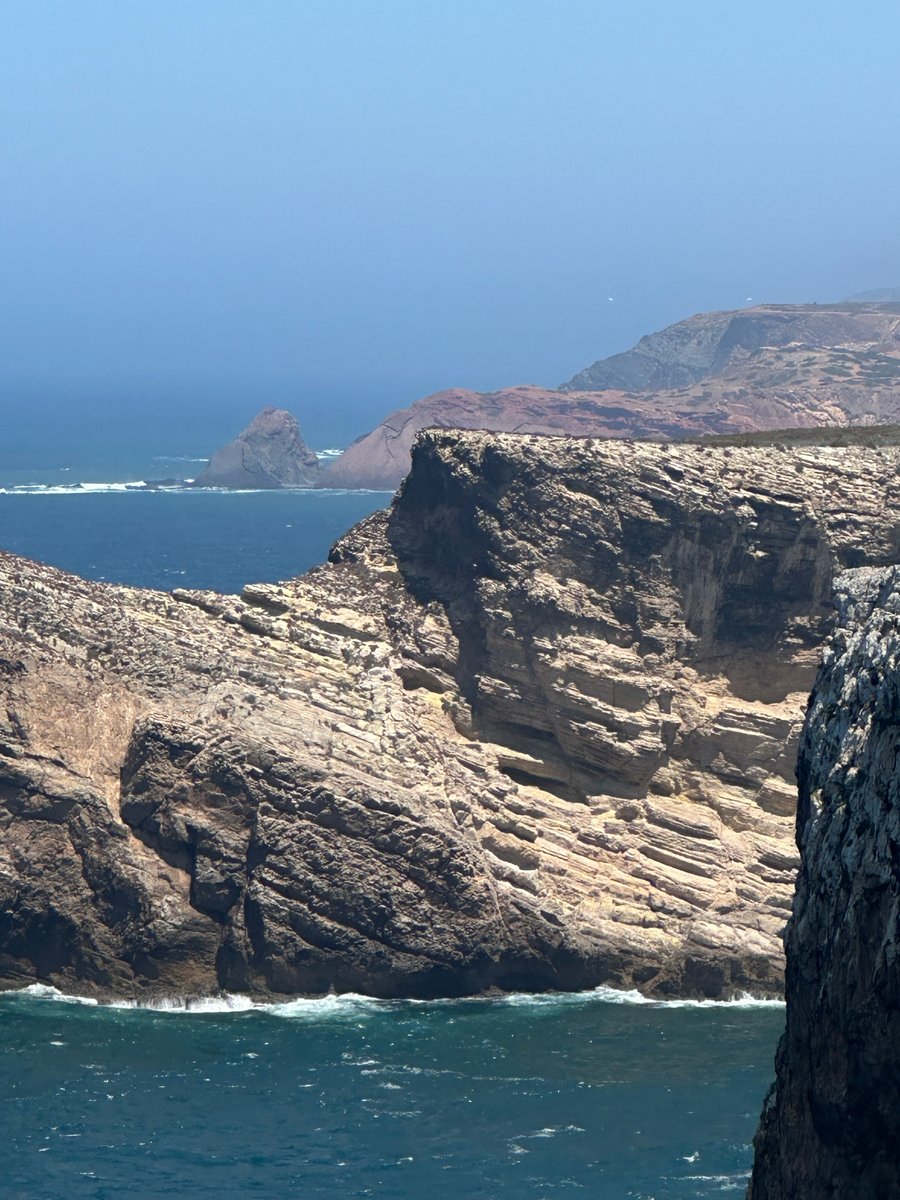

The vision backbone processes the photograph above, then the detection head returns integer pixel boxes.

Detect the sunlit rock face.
[2,431,900,1002]
[749,565,900,1200]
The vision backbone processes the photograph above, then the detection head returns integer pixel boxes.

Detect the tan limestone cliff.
[2,432,900,1001]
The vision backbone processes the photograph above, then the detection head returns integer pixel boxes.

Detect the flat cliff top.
[562,301,900,392]
[325,304,900,489]
[3,431,900,1001]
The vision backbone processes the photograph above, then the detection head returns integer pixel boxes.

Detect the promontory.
[325,302,900,490]
[2,430,900,1001]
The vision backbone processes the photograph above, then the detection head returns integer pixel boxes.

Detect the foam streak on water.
[0,980,782,1199]
[10,981,783,1017]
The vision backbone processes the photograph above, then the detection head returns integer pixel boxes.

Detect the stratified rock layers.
[2,432,900,1001]
[749,567,900,1199]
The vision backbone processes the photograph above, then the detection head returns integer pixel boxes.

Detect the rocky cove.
[2,429,900,1006]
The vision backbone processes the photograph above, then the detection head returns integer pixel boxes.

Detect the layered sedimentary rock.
[327,303,900,490]
[749,567,900,1199]
[2,432,900,1001]
[195,406,320,488]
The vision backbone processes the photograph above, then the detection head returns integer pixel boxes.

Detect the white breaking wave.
[0,482,391,496]
[4,981,783,1017]
[0,481,150,495]
[108,992,257,1014]
[481,985,783,1010]
[14,983,99,1006]
[583,985,785,1010]
[316,448,343,459]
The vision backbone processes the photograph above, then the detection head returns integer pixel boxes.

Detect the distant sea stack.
[325,302,900,490]
[748,566,900,1198]
[195,407,320,489]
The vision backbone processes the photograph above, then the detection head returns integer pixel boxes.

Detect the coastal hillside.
[749,566,900,1198]
[326,303,900,490]
[2,431,900,1001]
[561,302,900,392]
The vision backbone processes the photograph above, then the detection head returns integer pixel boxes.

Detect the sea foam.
[4,981,783,1018]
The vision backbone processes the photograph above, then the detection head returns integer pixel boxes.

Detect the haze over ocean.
[3,1,900,445]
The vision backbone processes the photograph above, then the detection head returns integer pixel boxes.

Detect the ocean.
[0,418,781,1198]
[0,428,391,593]
[1,987,782,1200]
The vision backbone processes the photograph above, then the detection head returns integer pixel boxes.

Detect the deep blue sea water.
[0,418,782,1198]
[0,489,392,593]
[0,430,391,592]
[1,987,782,1200]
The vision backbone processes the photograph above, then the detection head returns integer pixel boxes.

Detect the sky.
[2,0,900,446]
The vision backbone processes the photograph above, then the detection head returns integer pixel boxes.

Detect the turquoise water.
[1,987,781,1200]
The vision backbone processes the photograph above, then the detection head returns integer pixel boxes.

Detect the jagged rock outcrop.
[326,303,900,490]
[2,432,900,1001]
[194,407,320,488]
[749,566,900,1199]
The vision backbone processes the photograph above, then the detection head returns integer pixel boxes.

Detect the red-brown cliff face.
[324,303,900,490]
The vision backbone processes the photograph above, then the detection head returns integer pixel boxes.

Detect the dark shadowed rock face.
[195,407,320,488]
[3,432,900,1002]
[749,566,900,1200]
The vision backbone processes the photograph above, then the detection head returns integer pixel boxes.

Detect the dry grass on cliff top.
[691,423,900,449]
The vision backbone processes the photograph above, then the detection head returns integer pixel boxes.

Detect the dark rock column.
[749,565,900,1199]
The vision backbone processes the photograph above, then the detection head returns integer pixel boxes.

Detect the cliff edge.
[749,566,900,1198]
[326,303,900,490]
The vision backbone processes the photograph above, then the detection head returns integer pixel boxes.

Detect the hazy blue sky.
[2,0,899,443]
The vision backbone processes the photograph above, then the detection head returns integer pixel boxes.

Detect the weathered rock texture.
[195,407,320,488]
[749,566,900,1199]
[327,303,900,490]
[2,432,900,1001]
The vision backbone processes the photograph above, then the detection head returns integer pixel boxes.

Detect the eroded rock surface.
[749,566,900,1199]
[195,406,320,488]
[2,432,900,1001]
